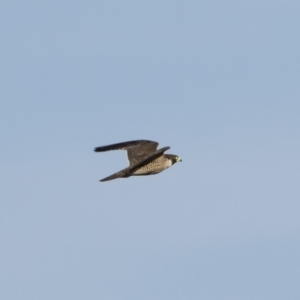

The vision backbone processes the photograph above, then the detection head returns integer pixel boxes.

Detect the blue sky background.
[1,1,300,299]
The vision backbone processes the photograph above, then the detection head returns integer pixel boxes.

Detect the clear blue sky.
[1,1,300,299]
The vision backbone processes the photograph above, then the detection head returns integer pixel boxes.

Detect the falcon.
[94,140,182,182]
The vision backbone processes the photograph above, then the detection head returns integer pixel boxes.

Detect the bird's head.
[168,155,182,164]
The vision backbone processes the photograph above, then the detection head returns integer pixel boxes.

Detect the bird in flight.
[94,140,182,182]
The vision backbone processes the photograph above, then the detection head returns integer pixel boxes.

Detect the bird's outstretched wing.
[100,146,170,182]
[94,140,159,165]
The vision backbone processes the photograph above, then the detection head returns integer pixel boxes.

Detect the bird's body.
[131,155,173,176]
[94,140,181,182]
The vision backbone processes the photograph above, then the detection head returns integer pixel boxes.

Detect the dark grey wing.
[100,146,170,182]
[94,140,159,166]
[100,166,132,182]
[94,140,157,152]
[126,141,159,165]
